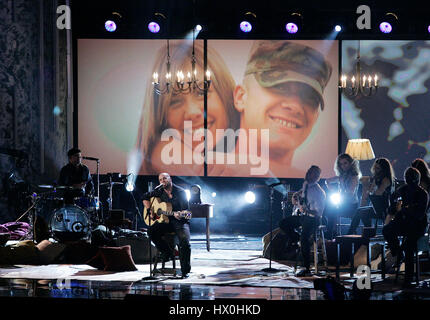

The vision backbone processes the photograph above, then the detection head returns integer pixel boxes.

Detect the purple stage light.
[428,25,430,33]
[379,22,392,33]
[148,22,160,33]
[285,22,298,34]
[105,20,117,32]
[240,21,252,32]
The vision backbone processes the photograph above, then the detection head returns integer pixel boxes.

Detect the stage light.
[104,11,122,32]
[148,12,166,34]
[285,12,303,34]
[211,192,216,198]
[148,22,160,33]
[245,191,256,204]
[105,20,117,32]
[286,23,298,34]
[125,182,134,192]
[330,193,342,206]
[378,12,398,34]
[335,25,342,32]
[239,11,256,33]
[195,24,202,31]
[240,21,252,32]
[185,189,191,202]
[428,25,430,33]
[379,22,392,33]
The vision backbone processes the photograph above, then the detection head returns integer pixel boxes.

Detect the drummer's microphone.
[83,156,99,161]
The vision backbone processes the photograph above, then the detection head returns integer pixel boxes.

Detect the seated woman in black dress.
[324,153,361,239]
[348,157,395,235]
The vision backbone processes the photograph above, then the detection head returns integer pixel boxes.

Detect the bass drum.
[50,205,90,242]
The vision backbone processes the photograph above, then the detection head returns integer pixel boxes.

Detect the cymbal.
[38,184,54,189]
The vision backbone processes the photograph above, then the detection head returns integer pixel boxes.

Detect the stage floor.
[1,234,430,302]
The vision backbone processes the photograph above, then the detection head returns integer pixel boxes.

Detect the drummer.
[58,147,94,204]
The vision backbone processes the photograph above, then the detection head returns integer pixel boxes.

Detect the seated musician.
[142,172,191,278]
[383,167,429,287]
[58,147,94,204]
[348,157,395,234]
[279,165,326,277]
[324,153,361,239]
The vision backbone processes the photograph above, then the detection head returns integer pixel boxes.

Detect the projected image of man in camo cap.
[233,40,333,176]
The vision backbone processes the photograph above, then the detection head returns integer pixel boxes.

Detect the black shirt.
[143,183,189,223]
[58,163,94,196]
[390,184,429,228]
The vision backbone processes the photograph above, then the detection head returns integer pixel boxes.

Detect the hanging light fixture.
[152,27,211,95]
[339,40,378,97]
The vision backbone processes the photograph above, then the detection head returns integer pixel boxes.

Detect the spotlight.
[428,25,430,33]
[239,11,257,33]
[285,23,298,34]
[330,193,342,206]
[335,25,342,32]
[240,21,252,32]
[185,189,191,202]
[195,24,203,31]
[104,11,122,32]
[148,22,160,33]
[379,12,398,34]
[211,192,217,198]
[148,12,166,34]
[125,182,134,192]
[105,20,117,32]
[285,12,303,34]
[245,191,256,204]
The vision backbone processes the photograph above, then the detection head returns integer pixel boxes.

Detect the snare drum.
[50,205,90,242]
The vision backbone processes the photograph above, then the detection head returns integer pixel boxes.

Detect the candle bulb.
[362,75,366,87]
[374,75,378,86]
[187,72,191,81]
[206,70,211,81]
[351,76,355,88]
[153,72,158,83]
[368,75,372,88]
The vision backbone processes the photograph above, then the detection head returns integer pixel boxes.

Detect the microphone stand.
[141,187,160,281]
[261,185,279,273]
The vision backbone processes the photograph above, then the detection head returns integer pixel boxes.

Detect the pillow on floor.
[86,245,137,272]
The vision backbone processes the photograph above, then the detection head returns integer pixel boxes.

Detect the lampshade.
[345,139,375,161]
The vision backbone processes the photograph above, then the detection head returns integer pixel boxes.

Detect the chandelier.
[339,40,378,97]
[152,28,211,95]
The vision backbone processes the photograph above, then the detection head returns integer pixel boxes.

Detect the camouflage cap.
[245,40,333,110]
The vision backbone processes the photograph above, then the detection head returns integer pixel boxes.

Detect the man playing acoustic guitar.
[143,172,191,278]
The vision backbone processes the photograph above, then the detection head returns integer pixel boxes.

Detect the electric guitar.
[143,197,192,226]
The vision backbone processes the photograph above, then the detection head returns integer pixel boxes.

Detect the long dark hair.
[411,158,430,187]
[371,157,395,189]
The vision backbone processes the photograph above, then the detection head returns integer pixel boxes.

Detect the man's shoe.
[296,269,312,277]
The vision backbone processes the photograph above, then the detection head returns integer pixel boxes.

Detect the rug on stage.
[0,248,318,289]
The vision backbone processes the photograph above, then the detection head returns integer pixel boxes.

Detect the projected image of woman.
[324,153,361,239]
[135,40,239,176]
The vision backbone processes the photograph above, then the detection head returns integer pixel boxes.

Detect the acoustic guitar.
[143,197,192,226]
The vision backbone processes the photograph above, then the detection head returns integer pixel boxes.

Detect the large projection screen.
[77,39,339,178]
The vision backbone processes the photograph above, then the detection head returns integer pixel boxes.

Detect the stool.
[335,235,370,280]
[394,234,429,285]
[152,233,179,277]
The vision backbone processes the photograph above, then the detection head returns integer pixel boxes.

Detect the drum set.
[28,185,100,243]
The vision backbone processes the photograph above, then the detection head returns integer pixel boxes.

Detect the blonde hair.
[136,40,239,174]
